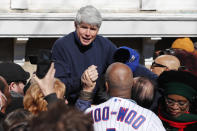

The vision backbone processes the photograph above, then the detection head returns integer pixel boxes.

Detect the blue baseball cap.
[113,46,140,72]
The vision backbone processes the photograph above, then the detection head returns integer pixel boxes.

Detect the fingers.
[83,70,94,87]
[81,65,98,92]
[81,65,98,86]
[81,70,88,83]
[87,65,98,82]
[84,70,92,82]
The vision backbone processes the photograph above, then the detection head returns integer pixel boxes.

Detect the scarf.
[158,107,197,131]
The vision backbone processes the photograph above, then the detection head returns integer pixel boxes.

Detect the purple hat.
[113,46,140,72]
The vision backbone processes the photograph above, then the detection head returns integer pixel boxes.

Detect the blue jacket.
[134,64,158,81]
[52,31,117,104]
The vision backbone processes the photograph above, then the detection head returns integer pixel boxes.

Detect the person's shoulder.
[95,35,114,45]
[54,32,75,45]
[85,98,112,113]
[133,104,165,130]
[127,99,157,117]
[146,113,166,130]
[134,64,158,80]
[131,104,165,130]
[94,35,117,52]
[140,107,164,128]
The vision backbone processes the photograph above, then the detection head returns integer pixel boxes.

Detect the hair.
[29,100,93,131]
[153,48,176,59]
[75,5,102,28]
[3,108,33,131]
[0,76,11,113]
[173,49,197,76]
[53,79,66,99]
[23,78,66,115]
[131,77,155,109]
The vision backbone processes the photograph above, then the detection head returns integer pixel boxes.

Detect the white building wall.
[14,0,139,12]
[0,0,10,11]
[0,0,196,66]
[142,0,197,11]
[0,0,196,12]
[157,0,197,11]
[0,0,196,38]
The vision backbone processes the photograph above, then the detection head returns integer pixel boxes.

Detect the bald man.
[85,62,165,131]
[151,55,180,76]
[105,62,133,99]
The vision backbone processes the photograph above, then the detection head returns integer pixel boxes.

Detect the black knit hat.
[0,62,30,84]
[158,70,197,102]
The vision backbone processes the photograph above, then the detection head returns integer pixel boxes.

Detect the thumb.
[33,74,40,84]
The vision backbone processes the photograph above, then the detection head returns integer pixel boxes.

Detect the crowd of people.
[0,5,197,131]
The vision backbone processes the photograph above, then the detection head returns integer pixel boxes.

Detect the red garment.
[159,113,197,131]
[158,108,197,131]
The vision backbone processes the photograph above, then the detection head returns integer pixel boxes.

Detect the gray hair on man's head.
[75,5,102,28]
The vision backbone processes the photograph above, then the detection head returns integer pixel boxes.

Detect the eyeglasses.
[154,48,176,59]
[165,97,189,107]
[151,62,168,69]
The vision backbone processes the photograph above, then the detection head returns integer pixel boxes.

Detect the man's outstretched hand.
[81,65,98,92]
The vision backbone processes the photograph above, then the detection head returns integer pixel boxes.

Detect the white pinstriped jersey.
[85,97,166,131]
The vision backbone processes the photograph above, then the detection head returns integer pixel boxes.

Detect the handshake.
[81,65,98,92]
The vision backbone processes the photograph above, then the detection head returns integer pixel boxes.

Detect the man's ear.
[9,82,16,91]
[105,82,109,93]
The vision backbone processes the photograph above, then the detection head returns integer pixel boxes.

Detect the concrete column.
[142,37,161,68]
[13,38,29,66]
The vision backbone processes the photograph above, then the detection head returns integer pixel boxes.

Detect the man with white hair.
[52,5,117,104]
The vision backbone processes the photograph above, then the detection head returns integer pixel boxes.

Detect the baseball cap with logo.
[113,46,140,72]
[0,62,30,85]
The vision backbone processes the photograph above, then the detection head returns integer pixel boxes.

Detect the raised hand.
[81,65,98,92]
[87,65,98,82]
[33,63,56,96]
